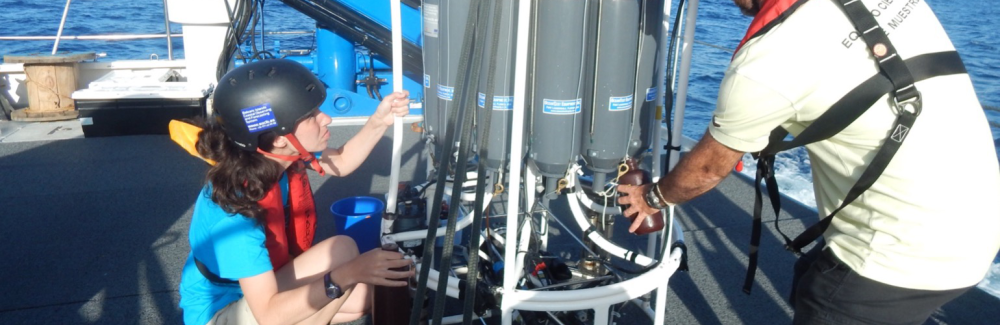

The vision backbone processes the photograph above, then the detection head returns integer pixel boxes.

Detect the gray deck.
[0,121,995,324]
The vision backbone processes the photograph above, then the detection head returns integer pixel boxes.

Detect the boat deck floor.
[0,121,995,324]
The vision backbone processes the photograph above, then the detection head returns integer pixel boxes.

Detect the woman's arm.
[317,91,410,177]
[238,248,414,325]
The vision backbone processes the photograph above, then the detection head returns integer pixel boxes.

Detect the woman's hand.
[616,184,661,233]
[371,91,411,128]
[340,248,415,287]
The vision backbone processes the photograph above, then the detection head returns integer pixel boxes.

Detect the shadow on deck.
[0,131,994,324]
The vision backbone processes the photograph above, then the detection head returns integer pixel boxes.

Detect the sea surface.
[1,0,998,297]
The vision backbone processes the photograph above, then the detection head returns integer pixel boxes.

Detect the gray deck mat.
[0,132,995,324]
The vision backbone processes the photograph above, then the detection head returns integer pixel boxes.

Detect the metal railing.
[162,0,173,59]
[1,0,307,61]
[52,0,73,55]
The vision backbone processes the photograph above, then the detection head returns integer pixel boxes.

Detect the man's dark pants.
[790,244,970,325]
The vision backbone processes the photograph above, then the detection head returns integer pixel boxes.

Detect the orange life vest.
[258,161,317,269]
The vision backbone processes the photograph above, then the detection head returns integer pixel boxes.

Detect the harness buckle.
[893,90,922,117]
[783,243,803,257]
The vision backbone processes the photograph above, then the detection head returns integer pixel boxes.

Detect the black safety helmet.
[213,59,327,151]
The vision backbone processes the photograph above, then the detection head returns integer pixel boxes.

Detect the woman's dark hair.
[192,117,281,224]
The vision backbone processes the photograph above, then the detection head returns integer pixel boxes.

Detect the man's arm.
[617,131,745,232]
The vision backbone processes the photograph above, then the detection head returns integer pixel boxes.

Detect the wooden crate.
[3,52,96,121]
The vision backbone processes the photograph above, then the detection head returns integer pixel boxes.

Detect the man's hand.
[614,132,744,233]
[616,184,662,233]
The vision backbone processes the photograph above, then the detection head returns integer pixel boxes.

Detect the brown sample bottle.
[616,159,665,235]
[372,243,413,325]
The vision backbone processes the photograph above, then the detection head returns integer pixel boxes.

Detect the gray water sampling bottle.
[616,158,664,235]
[372,242,413,325]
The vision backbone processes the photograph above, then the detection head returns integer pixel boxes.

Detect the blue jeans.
[791,247,970,325]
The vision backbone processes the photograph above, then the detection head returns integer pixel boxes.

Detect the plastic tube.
[383,192,493,242]
[503,246,682,307]
[566,191,656,266]
[513,214,533,282]
[573,178,622,215]
[414,263,462,297]
[501,0,532,321]
[386,0,404,215]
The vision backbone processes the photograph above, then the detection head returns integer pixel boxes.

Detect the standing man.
[618,0,1000,324]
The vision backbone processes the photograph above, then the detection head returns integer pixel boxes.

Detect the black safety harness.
[742,0,968,294]
[195,258,240,285]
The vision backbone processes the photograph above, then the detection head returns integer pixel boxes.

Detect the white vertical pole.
[653,207,676,325]
[669,0,700,171]
[594,306,610,325]
[651,0,673,181]
[503,0,534,323]
[648,0,675,269]
[52,0,73,55]
[386,0,404,215]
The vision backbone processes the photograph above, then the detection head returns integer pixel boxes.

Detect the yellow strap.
[168,119,216,166]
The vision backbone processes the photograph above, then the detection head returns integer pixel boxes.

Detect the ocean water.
[1,0,998,297]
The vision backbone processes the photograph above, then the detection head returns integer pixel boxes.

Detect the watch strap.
[324,272,344,299]
[645,184,670,210]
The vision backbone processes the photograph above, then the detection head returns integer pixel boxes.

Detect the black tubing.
[431,0,490,323]
[410,0,485,322]
[280,0,424,76]
[463,0,505,322]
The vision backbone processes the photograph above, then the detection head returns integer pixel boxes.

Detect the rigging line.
[692,39,734,53]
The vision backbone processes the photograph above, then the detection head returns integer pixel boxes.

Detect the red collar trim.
[734,0,803,57]
[256,134,325,176]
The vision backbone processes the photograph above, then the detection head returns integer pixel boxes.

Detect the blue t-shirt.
[179,186,273,325]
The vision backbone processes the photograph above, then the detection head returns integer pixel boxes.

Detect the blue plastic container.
[330,196,383,253]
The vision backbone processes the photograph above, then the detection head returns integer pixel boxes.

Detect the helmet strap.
[256,134,326,176]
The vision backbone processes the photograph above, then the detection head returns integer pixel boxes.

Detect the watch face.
[645,186,665,209]
[327,284,342,299]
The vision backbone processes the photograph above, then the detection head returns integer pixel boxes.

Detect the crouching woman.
[176,59,414,325]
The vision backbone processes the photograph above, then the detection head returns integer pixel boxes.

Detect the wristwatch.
[644,184,670,210]
[324,272,344,299]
